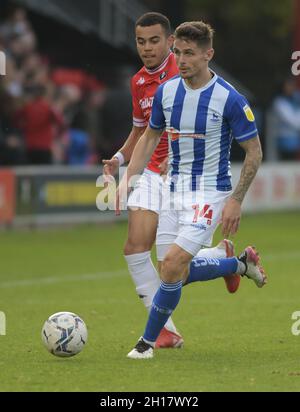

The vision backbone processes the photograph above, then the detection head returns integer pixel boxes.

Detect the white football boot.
[238,246,267,288]
[127,338,154,359]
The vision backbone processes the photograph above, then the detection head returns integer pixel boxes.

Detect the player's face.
[136,24,173,69]
[173,38,214,80]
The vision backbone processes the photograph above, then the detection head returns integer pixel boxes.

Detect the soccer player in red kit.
[103,13,240,348]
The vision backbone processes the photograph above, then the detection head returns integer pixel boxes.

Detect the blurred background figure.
[272,77,300,160]
[0,3,109,166]
[0,88,25,165]
[1,0,299,166]
[100,66,133,160]
[15,84,65,164]
[0,0,299,169]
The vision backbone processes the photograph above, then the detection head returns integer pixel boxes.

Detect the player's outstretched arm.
[126,125,162,184]
[102,126,146,176]
[117,126,162,210]
[222,136,263,237]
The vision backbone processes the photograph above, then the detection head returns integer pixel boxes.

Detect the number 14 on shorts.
[192,204,213,225]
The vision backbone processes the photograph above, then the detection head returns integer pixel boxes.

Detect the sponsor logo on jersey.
[167,127,206,141]
[139,97,154,110]
[166,127,180,141]
[136,77,145,85]
[243,105,255,122]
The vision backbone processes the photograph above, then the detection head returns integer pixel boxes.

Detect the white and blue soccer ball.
[41,312,88,357]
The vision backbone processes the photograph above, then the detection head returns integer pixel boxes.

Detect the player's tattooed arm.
[232,136,263,204]
[221,136,262,236]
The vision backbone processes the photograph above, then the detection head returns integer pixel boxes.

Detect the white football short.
[156,188,232,259]
[127,169,231,259]
[127,168,164,214]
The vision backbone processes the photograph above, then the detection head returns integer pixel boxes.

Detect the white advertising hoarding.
[232,163,300,213]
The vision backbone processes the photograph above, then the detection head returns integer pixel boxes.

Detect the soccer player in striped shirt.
[104,13,246,350]
[121,21,267,359]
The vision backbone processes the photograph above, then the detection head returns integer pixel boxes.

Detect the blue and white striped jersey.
[149,71,258,192]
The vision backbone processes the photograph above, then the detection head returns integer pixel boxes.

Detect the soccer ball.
[41,312,88,357]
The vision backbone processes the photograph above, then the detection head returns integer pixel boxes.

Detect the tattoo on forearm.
[232,150,262,204]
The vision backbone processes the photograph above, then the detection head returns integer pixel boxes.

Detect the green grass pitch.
[0,211,300,392]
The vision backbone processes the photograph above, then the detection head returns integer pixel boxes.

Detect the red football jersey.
[131,52,179,173]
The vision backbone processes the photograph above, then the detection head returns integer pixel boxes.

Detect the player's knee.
[123,239,152,256]
[161,255,182,283]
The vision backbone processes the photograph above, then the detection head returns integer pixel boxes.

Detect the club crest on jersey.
[211,112,220,122]
[136,77,145,85]
[243,105,255,122]
[160,71,167,81]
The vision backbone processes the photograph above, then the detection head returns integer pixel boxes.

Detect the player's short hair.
[135,12,172,36]
[174,21,214,49]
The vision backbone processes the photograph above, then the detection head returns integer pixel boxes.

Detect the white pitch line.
[0,270,128,289]
[0,251,299,289]
[263,251,300,261]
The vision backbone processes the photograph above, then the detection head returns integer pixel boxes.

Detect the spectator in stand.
[272,77,300,160]
[0,88,25,165]
[0,5,108,166]
[51,85,82,164]
[0,7,32,44]
[100,66,132,160]
[0,19,26,165]
[81,88,107,164]
[15,85,65,165]
[67,111,91,165]
[52,68,107,163]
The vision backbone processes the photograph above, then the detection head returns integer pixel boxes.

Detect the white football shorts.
[156,188,232,259]
[127,168,164,214]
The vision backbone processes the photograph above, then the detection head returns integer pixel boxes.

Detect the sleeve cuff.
[133,117,148,128]
[149,120,165,130]
[235,129,258,142]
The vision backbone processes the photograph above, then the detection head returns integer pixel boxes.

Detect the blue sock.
[143,280,182,344]
[185,257,238,285]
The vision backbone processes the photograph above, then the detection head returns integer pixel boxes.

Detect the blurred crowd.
[272,77,300,161]
[0,7,130,167]
[0,7,300,167]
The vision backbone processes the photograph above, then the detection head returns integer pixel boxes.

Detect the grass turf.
[0,211,300,392]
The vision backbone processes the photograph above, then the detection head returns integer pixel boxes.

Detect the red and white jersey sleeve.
[131,77,148,128]
[131,53,179,173]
